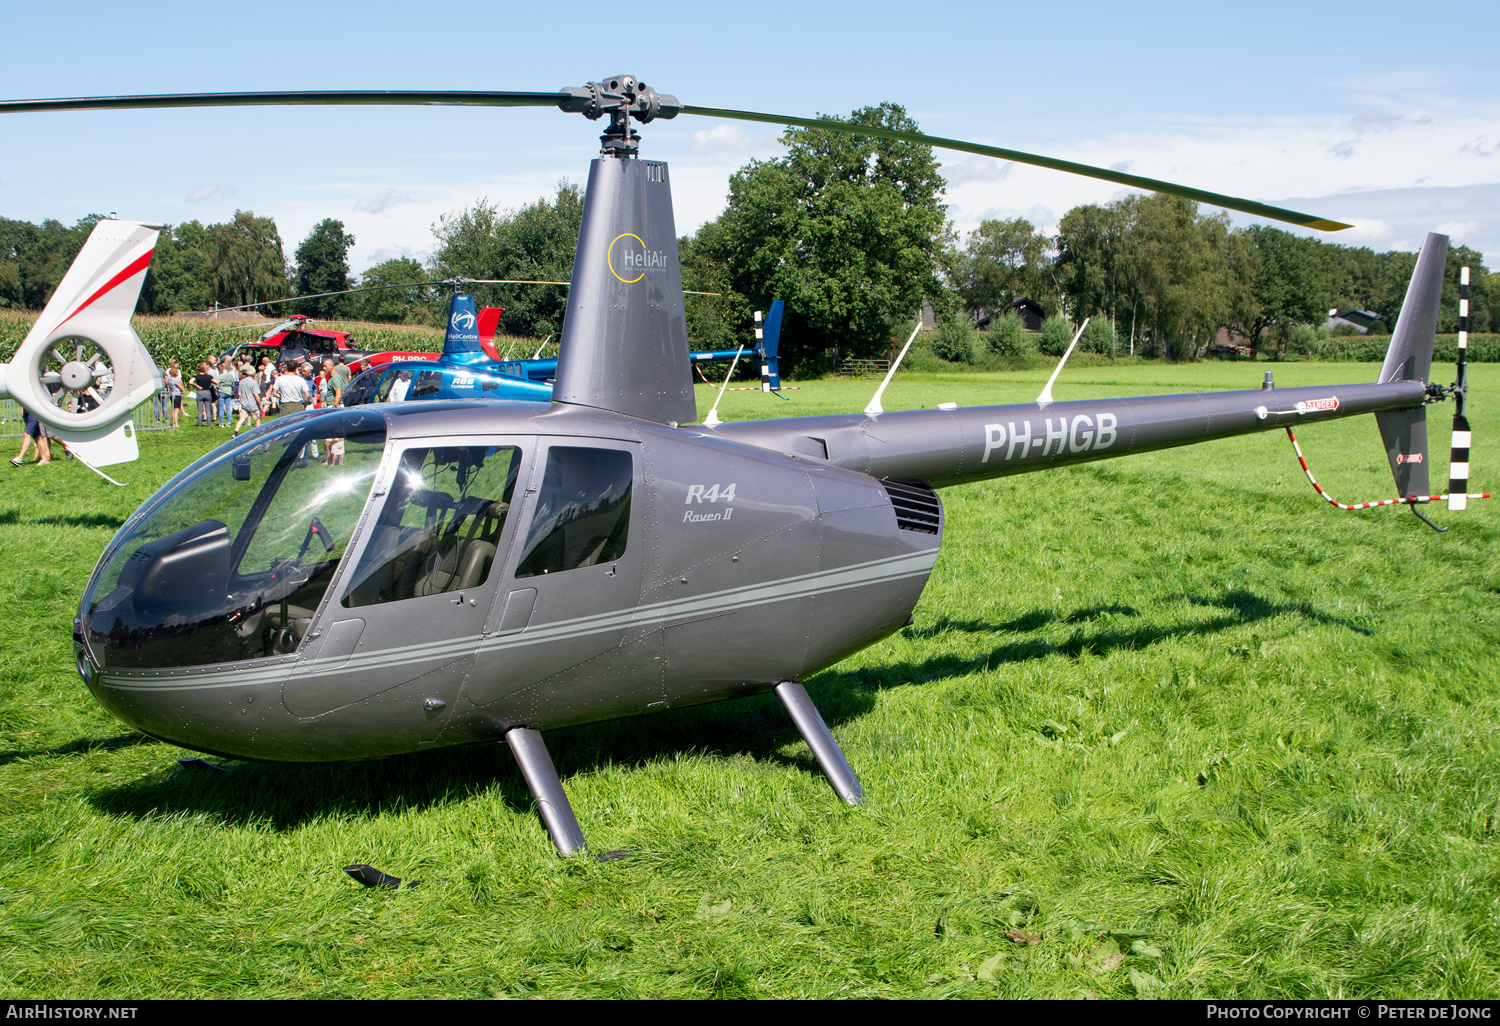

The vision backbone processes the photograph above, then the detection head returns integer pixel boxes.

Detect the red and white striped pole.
[1449,267,1471,510]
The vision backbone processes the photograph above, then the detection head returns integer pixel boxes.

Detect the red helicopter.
[223,309,509,371]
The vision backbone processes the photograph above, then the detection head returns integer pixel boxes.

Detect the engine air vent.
[882,479,941,534]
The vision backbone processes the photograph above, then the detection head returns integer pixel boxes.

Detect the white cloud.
[354,245,432,276]
[184,183,233,203]
[938,102,1500,249]
[1339,218,1395,244]
[941,157,1014,186]
[1436,220,1481,242]
[691,123,776,153]
[1348,112,1409,133]
[353,188,411,215]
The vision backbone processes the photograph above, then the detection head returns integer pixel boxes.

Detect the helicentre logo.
[608,232,670,284]
[450,308,476,332]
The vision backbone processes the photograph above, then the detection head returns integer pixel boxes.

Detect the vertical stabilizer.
[552,157,694,426]
[1374,232,1448,497]
[477,306,504,361]
[441,293,490,367]
[1378,232,1448,386]
[0,219,162,463]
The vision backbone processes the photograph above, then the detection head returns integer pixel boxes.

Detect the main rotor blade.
[0,90,569,114]
[0,84,1351,230]
[210,280,451,314]
[681,104,1352,231]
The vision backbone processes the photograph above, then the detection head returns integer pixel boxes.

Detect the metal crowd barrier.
[0,391,176,438]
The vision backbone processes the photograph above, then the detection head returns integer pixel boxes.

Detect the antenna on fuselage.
[863,319,924,416]
[1036,317,1088,406]
[702,338,747,428]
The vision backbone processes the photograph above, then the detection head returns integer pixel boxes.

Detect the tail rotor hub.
[36,337,117,418]
[60,359,94,391]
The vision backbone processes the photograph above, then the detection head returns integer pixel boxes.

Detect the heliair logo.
[451,308,476,332]
[608,233,670,284]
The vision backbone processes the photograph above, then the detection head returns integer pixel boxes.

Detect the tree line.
[944,199,1489,363]
[1,103,1490,375]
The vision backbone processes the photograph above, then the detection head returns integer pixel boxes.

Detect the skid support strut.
[504,727,588,856]
[774,682,866,806]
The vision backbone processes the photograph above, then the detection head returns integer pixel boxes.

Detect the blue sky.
[4,0,1497,272]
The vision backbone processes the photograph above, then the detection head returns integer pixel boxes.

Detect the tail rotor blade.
[1450,267,1473,511]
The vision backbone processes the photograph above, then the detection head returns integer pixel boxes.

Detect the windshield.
[83,410,387,669]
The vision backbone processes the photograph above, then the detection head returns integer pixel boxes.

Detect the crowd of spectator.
[11,350,367,467]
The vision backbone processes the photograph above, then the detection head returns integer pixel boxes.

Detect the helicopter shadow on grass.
[823,587,1373,696]
[0,730,157,767]
[0,507,126,529]
[82,588,1371,831]
[79,694,838,833]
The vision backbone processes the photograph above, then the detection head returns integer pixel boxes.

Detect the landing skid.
[504,683,865,857]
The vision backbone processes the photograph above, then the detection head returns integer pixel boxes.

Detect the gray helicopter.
[1,77,1483,860]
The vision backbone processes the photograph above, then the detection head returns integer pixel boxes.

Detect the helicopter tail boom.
[712,379,1429,489]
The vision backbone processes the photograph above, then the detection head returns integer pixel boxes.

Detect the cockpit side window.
[345,369,381,407]
[412,370,443,399]
[341,445,522,608]
[374,369,398,402]
[515,446,632,578]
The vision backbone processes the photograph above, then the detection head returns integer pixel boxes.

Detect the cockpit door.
[282,437,532,743]
[463,437,655,725]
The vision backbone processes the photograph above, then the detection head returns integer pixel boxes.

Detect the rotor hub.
[60,360,93,391]
[558,75,680,157]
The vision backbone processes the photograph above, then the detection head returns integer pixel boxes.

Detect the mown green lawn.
[1,361,1497,998]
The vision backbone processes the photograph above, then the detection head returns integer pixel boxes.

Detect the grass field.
[1,362,1497,999]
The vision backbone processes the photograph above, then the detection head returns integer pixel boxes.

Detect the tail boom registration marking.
[982,413,1118,463]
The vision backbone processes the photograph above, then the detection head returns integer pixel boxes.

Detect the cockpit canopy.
[80,405,637,674]
[82,411,539,670]
[83,410,388,668]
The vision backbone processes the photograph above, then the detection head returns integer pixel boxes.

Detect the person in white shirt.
[273,361,312,416]
[388,369,412,403]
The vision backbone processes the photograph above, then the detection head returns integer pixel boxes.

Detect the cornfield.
[0,311,551,370]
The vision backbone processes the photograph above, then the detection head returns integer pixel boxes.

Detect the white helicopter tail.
[0,219,164,467]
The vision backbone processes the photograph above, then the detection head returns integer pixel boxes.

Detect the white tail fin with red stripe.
[0,219,163,466]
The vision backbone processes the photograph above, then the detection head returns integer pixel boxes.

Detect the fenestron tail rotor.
[0,77,1353,232]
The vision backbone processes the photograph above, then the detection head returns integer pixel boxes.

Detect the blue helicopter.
[341,293,784,407]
